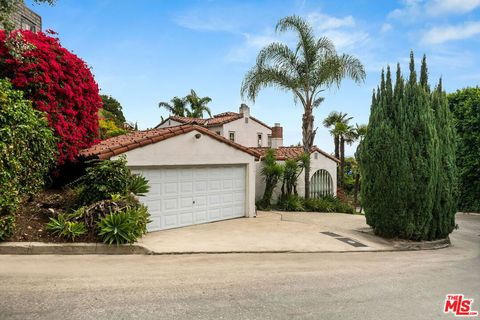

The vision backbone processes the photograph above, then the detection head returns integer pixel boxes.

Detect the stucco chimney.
[271,123,283,148]
[239,103,250,117]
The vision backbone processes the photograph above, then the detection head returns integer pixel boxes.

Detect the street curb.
[0,242,153,255]
[0,241,450,255]
[356,228,451,250]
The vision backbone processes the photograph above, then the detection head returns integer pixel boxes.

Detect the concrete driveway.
[139,211,399,253]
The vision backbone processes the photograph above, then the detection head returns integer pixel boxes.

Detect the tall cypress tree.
[402,53,438,240]
[360,67,409,236]
[430,78,458,239]
[360,52,454,240]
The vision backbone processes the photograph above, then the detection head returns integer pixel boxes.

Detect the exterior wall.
[208,125,223,136]
[112,130,256,218]
[222,117,272,147]
[1,1,42,32]
[254,151,338,202]
[155,119,183,129]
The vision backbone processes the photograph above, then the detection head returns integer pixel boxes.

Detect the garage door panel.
[163,198,178,211]
[179,212,194,225]
[163,214,179,228]
[179,196,194,209]
[208,180,221,191]
[195,181,207,192]
[136,165,246,231]
[208,208,221,220]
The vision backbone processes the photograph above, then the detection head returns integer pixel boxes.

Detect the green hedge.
[276,195,354,214]
[0,78,56,240]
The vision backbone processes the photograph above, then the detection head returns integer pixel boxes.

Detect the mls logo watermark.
[444,294,478,317]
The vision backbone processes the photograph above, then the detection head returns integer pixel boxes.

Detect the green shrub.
[62,221,87,241]
[47,214,68,236]
[304,198,335,212]
[74,157,150,206]
[0,215,15,240]
[47,214,87,241]
[277,195,354,214]
[259,149,283,209]
[97,205,149,245]
[277,195,305,211]
[128,174,150,196]
[0,78,57,240]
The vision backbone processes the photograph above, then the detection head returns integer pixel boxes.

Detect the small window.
[216,131,221,135]
[257,133,263,147]
[229,131,235,142]
[21,16,36,32]
[267,134,272,147]
[245,117,249,123]
[314,153,318,159]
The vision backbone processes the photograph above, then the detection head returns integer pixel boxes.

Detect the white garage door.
[131,165,246,231]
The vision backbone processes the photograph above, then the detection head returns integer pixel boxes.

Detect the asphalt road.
[0,214,478,320]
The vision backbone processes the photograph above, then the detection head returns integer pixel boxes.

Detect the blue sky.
[28,0,480,155]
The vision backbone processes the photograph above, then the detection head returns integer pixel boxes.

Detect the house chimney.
[271,123,283,148]
[239,103,250,117]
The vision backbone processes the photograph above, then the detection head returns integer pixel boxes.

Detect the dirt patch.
[10,189,97,243]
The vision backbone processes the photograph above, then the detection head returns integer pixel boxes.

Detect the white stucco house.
[79,104,338,232]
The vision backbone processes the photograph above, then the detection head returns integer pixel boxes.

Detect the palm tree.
[241,15,365,198]
[323,111,353,160]
[332,122,357,186]
[158,96,188,117]
[185,89,212,118]
[353,123,367,210]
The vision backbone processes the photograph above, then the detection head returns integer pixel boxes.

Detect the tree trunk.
[334,135,340,159]
[340,136,345,187]
[354,173,360,208]
[302,107,315,199]
[334,135,340,186]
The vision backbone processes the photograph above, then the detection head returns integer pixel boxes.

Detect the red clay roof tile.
[250,146,339,163]
[78,124,260,160]
[157,112,271,130]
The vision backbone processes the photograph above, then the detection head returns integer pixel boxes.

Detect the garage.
[78,124,258,232]
[132,165,246,231]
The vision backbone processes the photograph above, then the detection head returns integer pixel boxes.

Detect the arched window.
[310,169,334,198]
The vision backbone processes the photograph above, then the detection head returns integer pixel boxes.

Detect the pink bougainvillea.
[0,30,101,165]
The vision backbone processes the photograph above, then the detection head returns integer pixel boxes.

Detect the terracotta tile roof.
[250,146,340,163]
[157,112,271,130]
[79,125,260,160]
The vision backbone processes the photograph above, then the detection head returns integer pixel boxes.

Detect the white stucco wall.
[112,130,257,218]
[223,117,272,147]
[255,151,338,203]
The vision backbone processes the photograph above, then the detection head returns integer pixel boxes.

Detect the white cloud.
[306,11,369,50]
[174,13,239,32]
[388,0,422,21]
[225,31,286,63]
[426,0,480,15]
[322,29,369,50]
[306,12,355,31]
[225,11,369,63]
[381,23,393,33]
[422,21,480,44]
[389,0,480,19]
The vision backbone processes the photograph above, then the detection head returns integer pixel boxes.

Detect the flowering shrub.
[0,29,101,165]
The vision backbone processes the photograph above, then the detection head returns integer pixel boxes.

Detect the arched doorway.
[310,169,334,198]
